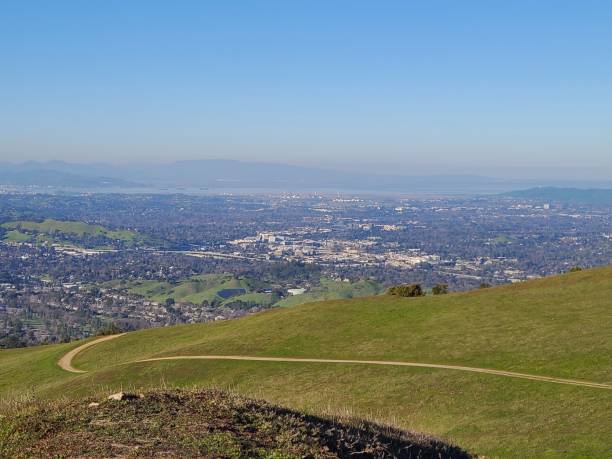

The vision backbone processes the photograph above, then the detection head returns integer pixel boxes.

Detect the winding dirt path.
[57,333,126,373]
[58,334,612,390]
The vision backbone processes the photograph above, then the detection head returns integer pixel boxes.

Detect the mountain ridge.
[6,159,609,193]
[505,186,612,205]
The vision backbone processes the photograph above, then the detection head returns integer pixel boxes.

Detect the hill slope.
[116,274,383,308]
[1,267,612,457]
[119,274,267,306]
[1,389,470,458]
[275,278,383,308]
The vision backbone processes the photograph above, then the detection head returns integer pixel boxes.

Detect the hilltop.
[1,389,470,458]
[1,267,611,457]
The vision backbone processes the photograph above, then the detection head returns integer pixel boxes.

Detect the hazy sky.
[1,1,611,177]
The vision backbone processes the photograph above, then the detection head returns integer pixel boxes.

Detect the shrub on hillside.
[387,284,424,297]
[432,283,449,295]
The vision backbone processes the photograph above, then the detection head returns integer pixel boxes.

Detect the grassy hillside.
[0,341,75,398]
[119,274,381,308]
[1,219,146,248]
[116,273,273,307]
[276,277,383,307]
[2,267,612,457]
[3,229,33,243]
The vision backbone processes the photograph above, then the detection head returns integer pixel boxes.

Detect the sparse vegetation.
[0,389,471,458]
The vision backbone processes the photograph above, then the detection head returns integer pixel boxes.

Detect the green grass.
[276,277,383,307]
[124,279,175,299]
[2,267,612,457]
[0,342,76,399]
[121,273,269,305]
[1,219,146,247]
[118,274,381,308]
[229,292,276,307]
[171,274,252,304]
[2,230,34,243]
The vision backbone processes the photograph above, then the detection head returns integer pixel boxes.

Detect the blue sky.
[1,1,611,178]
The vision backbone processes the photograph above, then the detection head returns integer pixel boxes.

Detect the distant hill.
[114,273,275,307]
[1,219,148,249]
[112,274,383,308]
[506,186,612,205]
[0,162,137,188]
[0,160,535,194]
[275,277,383,307]
[2,266,611,457]
[3,160,612,194]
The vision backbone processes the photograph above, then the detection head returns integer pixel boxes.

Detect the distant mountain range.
[506,186,612,205]
[1,160,611,194]
[0,161,135,188]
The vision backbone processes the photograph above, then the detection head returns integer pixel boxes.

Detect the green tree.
[387,284,424,297]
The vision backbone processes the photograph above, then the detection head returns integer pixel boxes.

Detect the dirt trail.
[57,333,126,373]
[58,334,612,390]
[137,355,612,390]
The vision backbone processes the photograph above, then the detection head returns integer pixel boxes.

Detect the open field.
[1,267,611,457]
